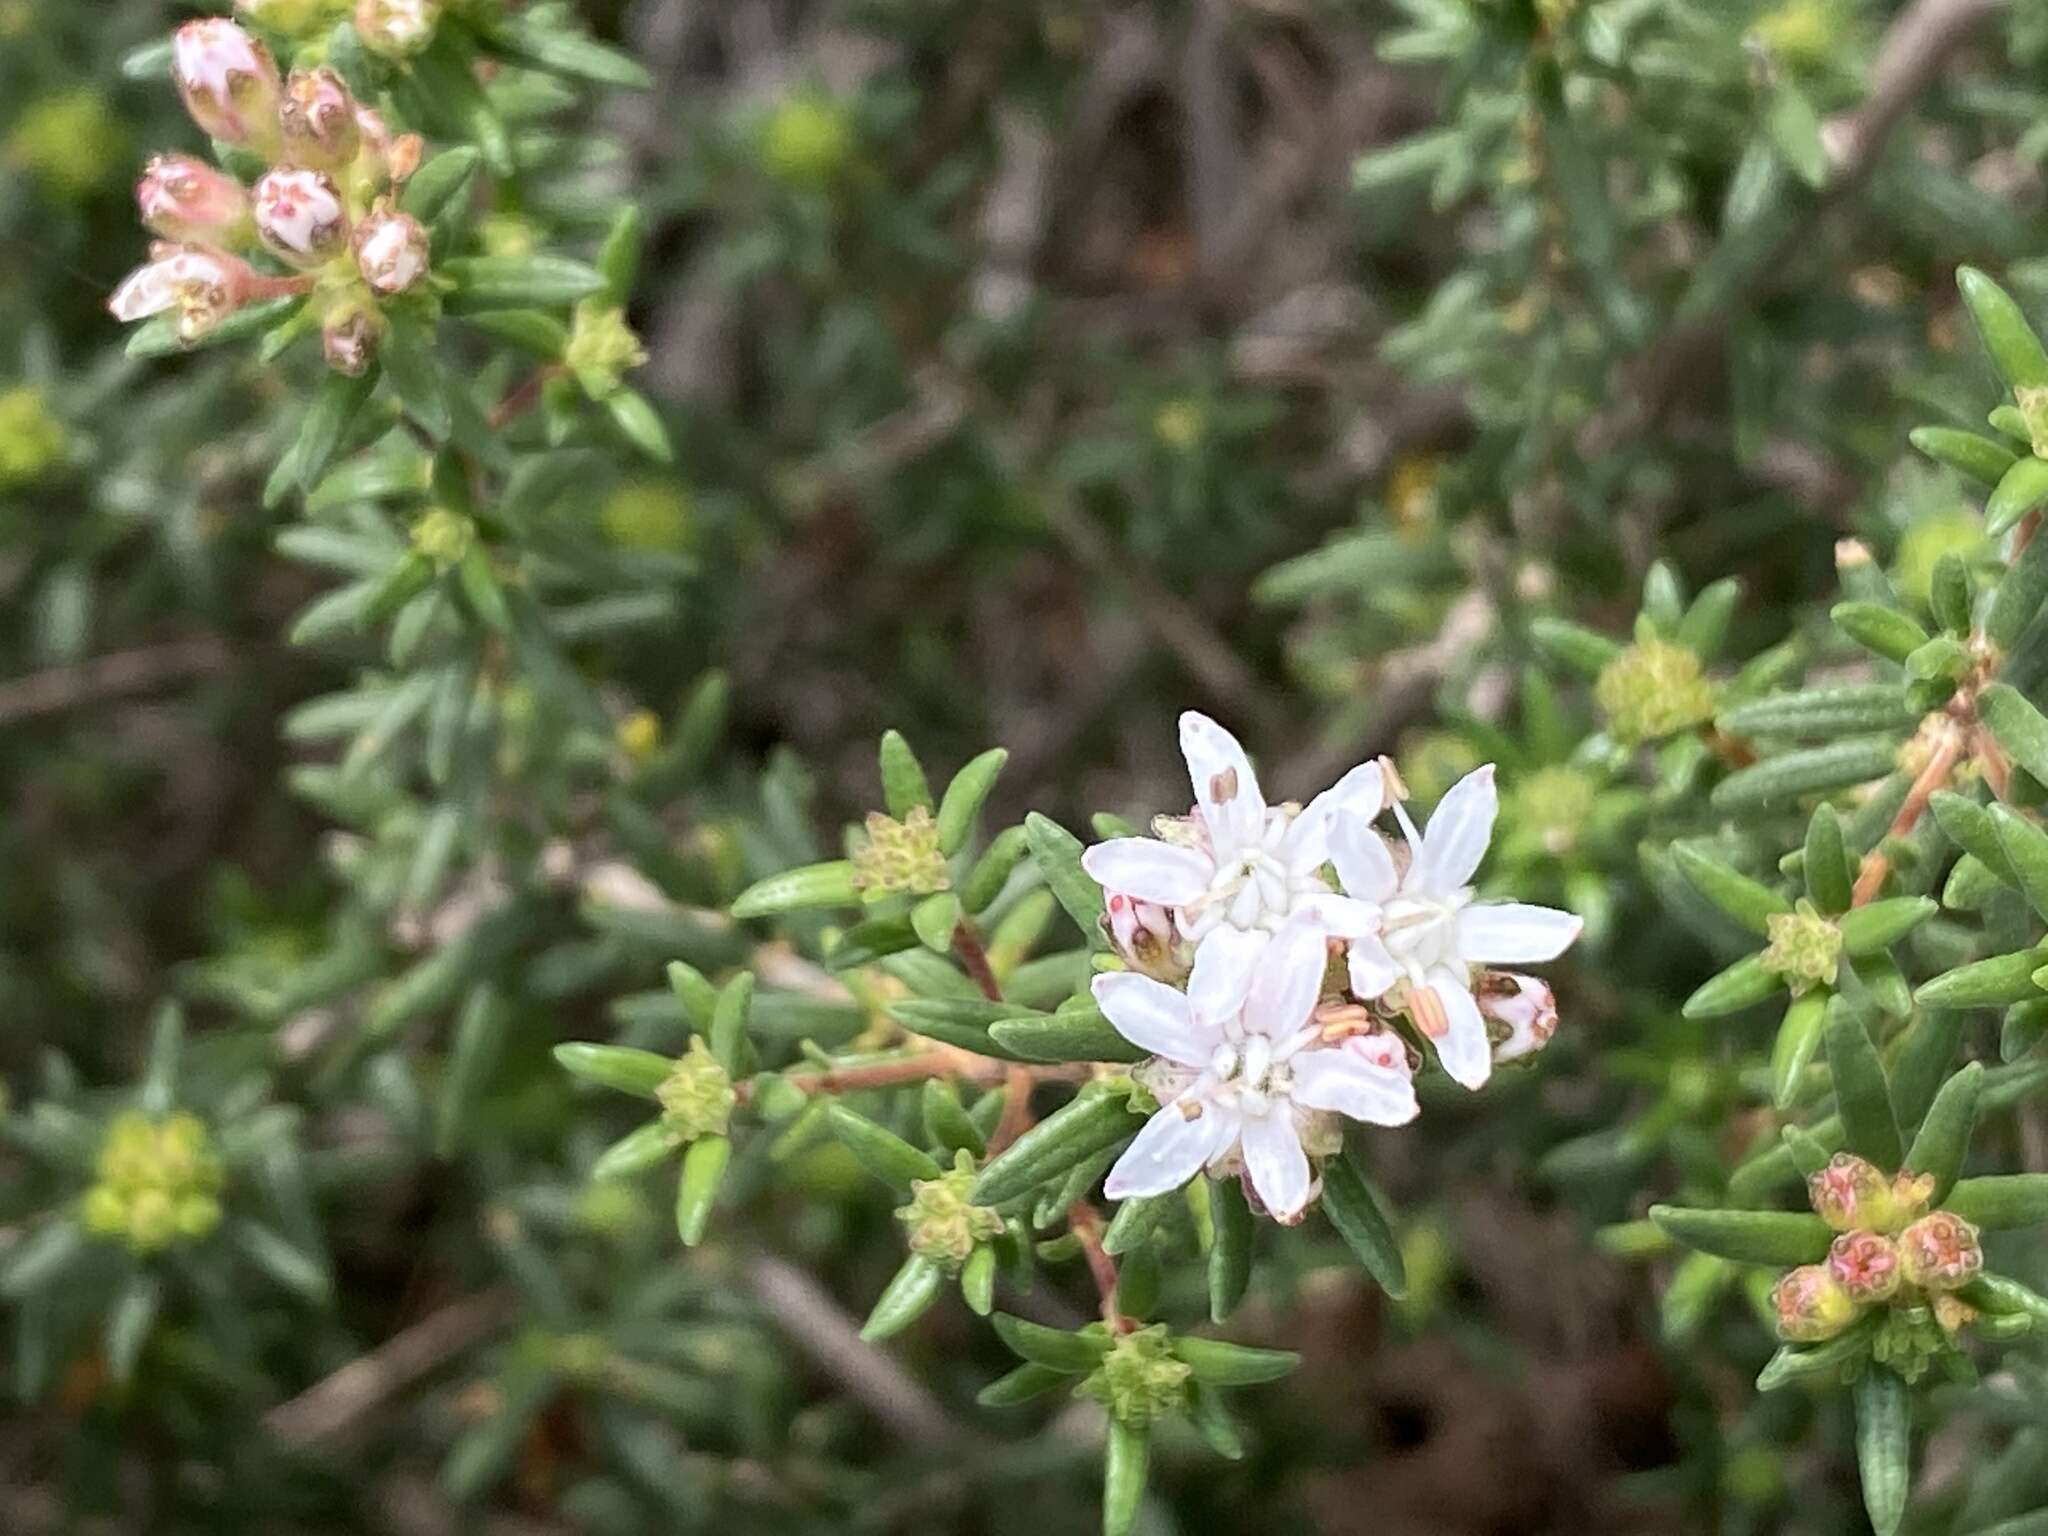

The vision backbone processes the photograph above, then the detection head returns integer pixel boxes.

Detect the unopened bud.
[1807,1152,1893,1232]
[172,19,281,154]
[278,68,360,172]
[564,300,648,399]
[1771,1264,1859,1342]
[1593,632,1716,745]
[1105,892,1186,983]
[1827,1230,1901,1304]
[1478,971,1558,1062]
[896,1157,1004,1271]
[1080,1324,1191,1428]
[409,507,476,571]
[1759,900,1842,997]
[253,167,349,268]
[355,0,441,59]
[137,154,251,245]
[1897,1211,1983,1291]
[354,106,423,185]
[655,1038,735,1142]
[852,807,949,899]
[353,203,430,295]
[108,242,261,344]
[321,300,384,376]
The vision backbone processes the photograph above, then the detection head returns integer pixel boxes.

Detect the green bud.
[565,300,648,399]
[656,1038,736,1142]
[410,508,476,573]
[1760,900,1842,995]
[1594,634,1716,745]
[852,807,950,899]
[896,1155,1006,1271]
[1772,1264,1859,1342]
[1079,1324,1192,1429]
[1896,1211,1983,1291]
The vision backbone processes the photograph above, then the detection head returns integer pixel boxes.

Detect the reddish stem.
[488,365,562,429]
[1069,1202,1129,1331]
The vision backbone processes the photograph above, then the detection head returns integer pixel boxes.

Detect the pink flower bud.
[321,301,384,375]
[1897,1211,1983,1292]
[1771,1264,1859,1343]
[1827,1230,1901,1304]
[354,0,441,58]
[252,167,349,268]
[1807,1152,1892,1233]
[354,106,423,185]
[278,68,360,172]
[108,242,260,343]
[136,155,250,245]
[353,203,430,295]
[1104,891,1186,983]
[1477,971,1557,1063]
[171,19,282,153]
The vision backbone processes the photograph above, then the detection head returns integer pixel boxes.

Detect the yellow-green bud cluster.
[81,1111,225,1254]
[1079,1324,1191,1429]
[895,1158,1004,1271]
[656,1038,735,1142]
[409,507,476,572]
[1759,901,1843,996]
[1593,633,1716,745]
[0,386,66,489]
[761,96,852,186]
[565,301,648,399]
[1772,1153,1984,1365]
[853,807,950,898]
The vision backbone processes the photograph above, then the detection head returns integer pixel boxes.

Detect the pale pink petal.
[109,260,178,321]
[1284,760,1386,872]
[1090,972,1217,1065]
[1239,1111,1312,1220]
[1426,969,1492,1090]
[1293,892,1382,940]
[1081,837,1212,906]
[1346,935,1402,999]
[1289,1046,1419,1127]
[1104,1100,1236,1201]
[1412,765,1497,894]
[1455,902,1582,964]
[1243,917,1329,1037]
[1329,817,1399,904]
[1179,711,1265,859]
[1186,926,1267,1028]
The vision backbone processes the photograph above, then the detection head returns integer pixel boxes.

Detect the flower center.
[1206,1036,1289,1114]
[1381,893,1460,973]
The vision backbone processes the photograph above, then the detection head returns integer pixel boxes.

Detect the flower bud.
[1806,1152,1892,1233]
[253,167,349,268]
[108,242,261,343]
[565,300,649,399]
[1478,971,1558,1063]
[234,0,328,36]
[895,1159,1004,1271]
[1079,1324,1192,1429]
[1105,892,1186,983]
[354,106,423,185]
[1759,900,1842,997]
[171,19,282,154]
[852,808,949,899]
[1771,1264,1859,1342]
[1593,632,1716,745]
[1897,1211,1983,1291]
[655,1038,735,1143]
[354,0,441,59]
[278,67,360,172]
[321,299,384,376]
[136,154,251,245]
[1827,1230,1901,1304]
[353,203,430,295]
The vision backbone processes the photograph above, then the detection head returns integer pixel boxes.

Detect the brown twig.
[488,366,563,430]
[1068,1202,1129,1331]
[1850,717,1966,906]
[951,921,1004,1004]
[0,636,231,729]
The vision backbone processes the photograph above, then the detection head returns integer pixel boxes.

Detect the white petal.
[1090,972,1216,1066]
[1104,1099,1236,1201]
[1289,1046,1419,1127]
[1346,934,1402,999]
[1425,971,1492,1090]
[109,260,178,320]
[1081,838,1212,906]
[1294,892,1382,940]
[1329,816,1399,904]
[1179,711,1265,859]
[1239,1110,1312,1220]
[1455,902,1582,964]
[1243,916,1328,1037]
[1284,760,1386,872]
[1411,764,1497,895]
[1186,926,1267,1027]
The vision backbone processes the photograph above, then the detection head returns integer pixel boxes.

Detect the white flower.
[1330,765,1581,1091]
[171,19,282,152]
[107,243,258,343]
[1478,972,1558,1063]
[353,205,430,295]
[1081,711,1384,948]
[252,168,349,268]
[1093,918,1418,1222]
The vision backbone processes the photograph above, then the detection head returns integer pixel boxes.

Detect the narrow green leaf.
[730,860,860,918]
[825,1103,942,1187]
[1992,804,2048,922]
[1826,1001,1902,1168]
[989,1006,1146,1065]
[1982,684,2048,787]
[709,973,754,1077]
[1831,603,1928,665]
[1944,1173,2048,1229]
[977,1362,1074,1405]
[1915,948,2046,1009]
[441,255,609,311]
[1929,791,2019,885]
[1837,897,1935,956]
[1207,1175,1254,1322]
[878,729,934,816]
[1770,991,1829,1109]
[1852,1365,1911,1536]
[1671,842,1790,934]
[1025,813,1107,942]
[991,1313,1110,1372]
[553,1042,672,1098]
[1646,1205,1831,1265]
[591,1119,678,1180]
[1170,1336,1299,1385]
[860,1255,943,1342]
[1320,1148,1408,1297]
[1804,806,1853,913]
[1987,458,2048,538]
[1910,425,2019,488]
[971,1090,1138,1206]
[1529,617,1622,678]
[675,1135,730,1246]
[1710,739,1901,814]
[1102,1419,1149,1536]
[962,825,1031,913]
[1682,954,1784,1019]
[937,749,1008,856]
[1902,1062,1981,1203]
[1720,686,1919,742]
[1960,265,2048,390]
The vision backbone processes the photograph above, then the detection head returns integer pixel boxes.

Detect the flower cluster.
[108,17,428,372]
[1772,1153,1985,1378]
[1085,713,1581,1222]
[80,1111,226,1254]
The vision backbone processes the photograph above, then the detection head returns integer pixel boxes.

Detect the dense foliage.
[5,0,2048,1532]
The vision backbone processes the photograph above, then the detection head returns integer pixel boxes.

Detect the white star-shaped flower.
[1330,765,1581,1090]
[1081,712,1384,947]
[1093,918,1418,1222]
